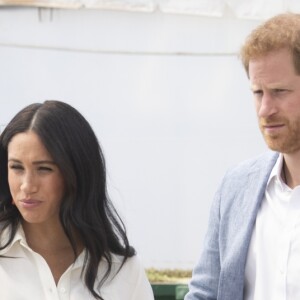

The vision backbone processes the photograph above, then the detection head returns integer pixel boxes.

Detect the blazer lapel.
[218,152,278,300]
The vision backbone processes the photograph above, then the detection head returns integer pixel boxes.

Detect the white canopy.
[1,0,300,19]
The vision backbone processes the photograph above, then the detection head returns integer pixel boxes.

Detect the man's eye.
[253,90,263,95]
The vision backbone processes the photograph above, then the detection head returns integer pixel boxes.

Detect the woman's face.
[7,131,65,227]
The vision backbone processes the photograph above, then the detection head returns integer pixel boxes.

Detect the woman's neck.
[21,220,82,253]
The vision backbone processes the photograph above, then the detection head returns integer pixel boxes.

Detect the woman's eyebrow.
[8,158,56,165]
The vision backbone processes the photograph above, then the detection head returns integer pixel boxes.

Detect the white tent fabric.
[227,0,300,19]
[159,0,225,17]
[0,0,299,19]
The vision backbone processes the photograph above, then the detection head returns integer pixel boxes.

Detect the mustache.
[259,117,286,125]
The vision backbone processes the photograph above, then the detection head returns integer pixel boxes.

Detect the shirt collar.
[0,224,27,255]
[267,153,290,191]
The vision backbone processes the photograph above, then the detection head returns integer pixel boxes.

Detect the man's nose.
[257,93,278,118]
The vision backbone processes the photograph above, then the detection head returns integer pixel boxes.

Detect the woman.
[0,100,153,300]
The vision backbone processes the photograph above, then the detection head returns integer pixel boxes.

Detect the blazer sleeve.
[185,151,278,300]
[185,182,222,300]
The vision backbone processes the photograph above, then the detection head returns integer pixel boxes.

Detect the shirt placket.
[31,251,61,300]
[272,184,291,300]
[276,222,292,300]
[285,188,300,300]
[57,266,72,300]
[23,244,72,300]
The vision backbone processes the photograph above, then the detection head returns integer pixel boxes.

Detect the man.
[185,13,300,300]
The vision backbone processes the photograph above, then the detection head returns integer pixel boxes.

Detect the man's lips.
[264,124,284,128]
[261,123,285,134]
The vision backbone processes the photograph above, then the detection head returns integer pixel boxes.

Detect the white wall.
[0,7,266,268]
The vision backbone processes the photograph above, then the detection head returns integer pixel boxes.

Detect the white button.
[279,269,286,276]
[60,287,66,293]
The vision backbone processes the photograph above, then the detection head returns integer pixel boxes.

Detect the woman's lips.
[19,199,43,209]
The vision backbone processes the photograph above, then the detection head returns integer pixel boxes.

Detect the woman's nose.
[20,174,38,195]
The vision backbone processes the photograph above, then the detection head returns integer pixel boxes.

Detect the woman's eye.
[38,166,53,172]
[9,164,23,170]
[9,164,24,173]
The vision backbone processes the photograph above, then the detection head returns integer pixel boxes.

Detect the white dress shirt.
[0,225,154,300]
[244,154,300,300]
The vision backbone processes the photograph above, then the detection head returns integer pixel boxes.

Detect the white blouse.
[0,226,154,300]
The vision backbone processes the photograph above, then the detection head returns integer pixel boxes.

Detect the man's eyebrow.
[250,84,260,90]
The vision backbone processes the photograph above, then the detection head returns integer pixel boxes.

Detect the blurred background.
[0,0,296,270]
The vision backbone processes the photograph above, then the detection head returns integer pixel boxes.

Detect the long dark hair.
[0,100,135,299]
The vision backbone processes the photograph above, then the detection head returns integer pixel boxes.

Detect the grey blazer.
[185,151,279,300]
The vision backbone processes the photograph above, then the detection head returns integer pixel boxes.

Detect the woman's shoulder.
[110,254,145,274]
[100,254,153,299]
[100,253,148,284]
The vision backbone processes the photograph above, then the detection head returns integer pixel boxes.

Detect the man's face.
[249,48,300,154]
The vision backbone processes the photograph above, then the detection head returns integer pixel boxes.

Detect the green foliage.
[146,268,192,283]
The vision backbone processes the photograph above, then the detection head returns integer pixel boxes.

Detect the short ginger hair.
[240,13,300,75]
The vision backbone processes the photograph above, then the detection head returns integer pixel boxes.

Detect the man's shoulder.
[227,151,278,176]
[216,151,278,212]
[218,151,278,192]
